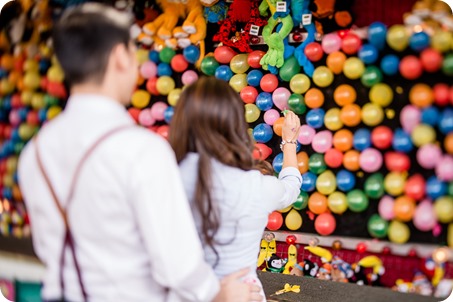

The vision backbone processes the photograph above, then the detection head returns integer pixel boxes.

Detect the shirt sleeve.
[128,136,220,302]
[259,167,302,214]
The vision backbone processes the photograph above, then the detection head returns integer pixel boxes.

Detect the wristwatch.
[280,139,297,151]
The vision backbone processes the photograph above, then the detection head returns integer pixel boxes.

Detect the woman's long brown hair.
[169,77,256,264]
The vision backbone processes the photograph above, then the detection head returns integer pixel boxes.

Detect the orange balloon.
[334,84,357,106]
[273,117,285,136]
[1,54,14,70]
[12,185,22,201]
[297,152,309,174]
[340,104,361,127]
[445,133,453,154]
[308,192,328,214]
[137,74,145,86]
[343,150,360,171]
[305,88,325,109]
[409,83,434,108]
[8,70,21,85]
[333,129,354,152]
[394,195,416,222]
[326,51,347,74]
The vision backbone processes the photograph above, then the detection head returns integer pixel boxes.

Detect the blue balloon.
[17,108,28,121]
[253,123,273,143]
[2,187,12,200]
[353,128,371,151]
[336,169,356,192]
[273,152,284,173]
[157,63,172,76]
[39,59,51,74]
[255,92,273,111]
[38,108,48,122]
[306,108,325,129]
[368,22,387,50]
[380,54,400,76]
[214,65,233,81]
[0,68,7,78]
[426,176,447,200]
[164,106,174,124]
[13,172,18,184]
[149,50,160,63]
[247,70,263,87]
[409,32,430,52]
[11,129,20,142]
[358,44,379,65]
[421,106,440,126]
[0,111,7,122]
[296,142,302,153]
[183,45,200,64]
[2,96,11,111]
[3,140,14,156]
[392,128,413,153]
[301,171,317,192]
[439,108,453,135]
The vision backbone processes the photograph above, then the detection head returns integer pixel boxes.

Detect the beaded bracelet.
[280,140,297,151]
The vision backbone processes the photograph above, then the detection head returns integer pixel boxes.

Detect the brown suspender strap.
[34,125,133,302]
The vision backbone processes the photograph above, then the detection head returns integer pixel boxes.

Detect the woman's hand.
[282,110,300,142]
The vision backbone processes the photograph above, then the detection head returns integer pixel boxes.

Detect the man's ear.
[111,43,130,72]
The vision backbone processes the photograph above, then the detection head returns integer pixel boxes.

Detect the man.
[18,3,262,302]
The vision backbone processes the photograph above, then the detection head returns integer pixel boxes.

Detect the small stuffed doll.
[357,255,385,287]
[292,0,316,77]
[392,279,414,293]
[317,263,332,281]
[283,244,298,274]
[350,263,368,286]
[412,272,433,296]
[309,0,354,35]
[331,256,353,283]
[266,254,287,273]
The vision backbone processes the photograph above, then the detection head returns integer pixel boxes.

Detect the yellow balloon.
[328,191,348,214]
[230,54,250,74]
[31,93,45,110]
[3,174,14,188]
[6,156,18,173]
[131,89,151,108]
[386,24,409,52]
[411,124,436,147]
[21,91,33,106]
[229,73,247,93]
[136,49,149,64]
[388,220,410,244]
[362,103,384,126]
[290,74,311,94]
[316,170,337,195]
[47,65,65,83]
[434,196,453,223]
[384,172,406,196]
[23,72,41,90]
[285,209,303,231]
[312,66,334,88]
[369,83,393,107]
[343,57,365,80]
[279,205,292,213]
[245,104,260,123]
[47,106,62,120]
[431,30,453,53]
[324,108,343,131]
[156,76,175,95]
[23,59,39,72]
[168,88,182,106]
[448,223,453,248]
[0,79,14,95]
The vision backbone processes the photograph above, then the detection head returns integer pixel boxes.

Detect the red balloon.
[267,211,283,231]
[305,42,324,62]
[450,86,453,105]
[40,76,48,91]
[384,151,411,172]
[286,235,297,245]
[404,174,426,200]
[157,125,169,139]
[314,213,336,236]
[371,126,393,150]
[433,83,450,106]
[47,81,67,99]
[356,242,367,253]
[248,50,265,68]
[399,55,423,80]
[420,48,442,73]
[341,33,362,55]
[3,125,11,139]
[146,77,159,95]
[10,94,22,108]
[0,160,6,174]
[408,248,417,257]
[240,86,258,104]
[324,148,344,168]
[170,54,189,72]
[26,111,40,126]
[214,46,237,64]
[260,74,278,92]
[382,246,391,255]
[128,108,141,123]
[253,143,272,160]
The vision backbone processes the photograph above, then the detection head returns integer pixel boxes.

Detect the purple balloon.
[417,143,442,169]
[359,148,383,173]
[378,195,395,220]
[272,87,291,110]
[435,155,453,181]
[263,109,280,126]
[312,130,333,153]
[298,125,316,145]
[413,200,437,231]
[400,105,421,133]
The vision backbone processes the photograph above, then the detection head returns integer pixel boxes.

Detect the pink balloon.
[378,195,395,220]
[181,70,198,86]
[138,108,155,126]
[298,125,316,145]
[312,130,333,153]
[9,110,21,127]
[435,155,453,181]
[400,105,421,133]
[359,148,383,173]
[140,61,157,79]
[322,33,342,54]
[272,87,291,110]
[263,109,280,125]
[150,102,168,121]
[417,143,442,169]
[413,200,437,232]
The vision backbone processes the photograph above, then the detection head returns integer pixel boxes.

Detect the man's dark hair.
[52,3,132,86]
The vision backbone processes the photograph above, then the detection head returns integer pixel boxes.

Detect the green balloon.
[288,94,306,115]
[361,65,383,87]
[44,95,59,107]
[347,189,369,212]
[201,57,219,76]
[367,214,388,238]
[293,191,309,210]
[159,47,176,63]
[14,142,25,154]
[308,153,327,174]
[448,182,453,196]
[279,56,300,82]
[442,54,453,76]
[364,173,385,199]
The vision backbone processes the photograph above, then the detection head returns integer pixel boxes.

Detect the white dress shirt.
[18,94,220,302]
[179,153,302,286]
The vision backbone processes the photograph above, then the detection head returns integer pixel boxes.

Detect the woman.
[169,77,302,298]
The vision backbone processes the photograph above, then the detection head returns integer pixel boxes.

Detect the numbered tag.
[302,14,312,25]
[276,1,287,12]
[249,25,260,36]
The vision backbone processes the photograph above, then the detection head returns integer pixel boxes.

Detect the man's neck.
[70,83,123,105]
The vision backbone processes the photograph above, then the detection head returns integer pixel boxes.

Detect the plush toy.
[331,256,353,283]
[393,279,414,293]
[257,233,276,268]
[304,245,333,263]
[357,255,385,286]
[266,254,287,273]
[412,272,433,296]
[309,0,354,35]
[292,0,315,77]
[350,263,368,286]
[294,259,319,277]
[283,244,298,274]
[317,263,332,280]
[203,0,228,23]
